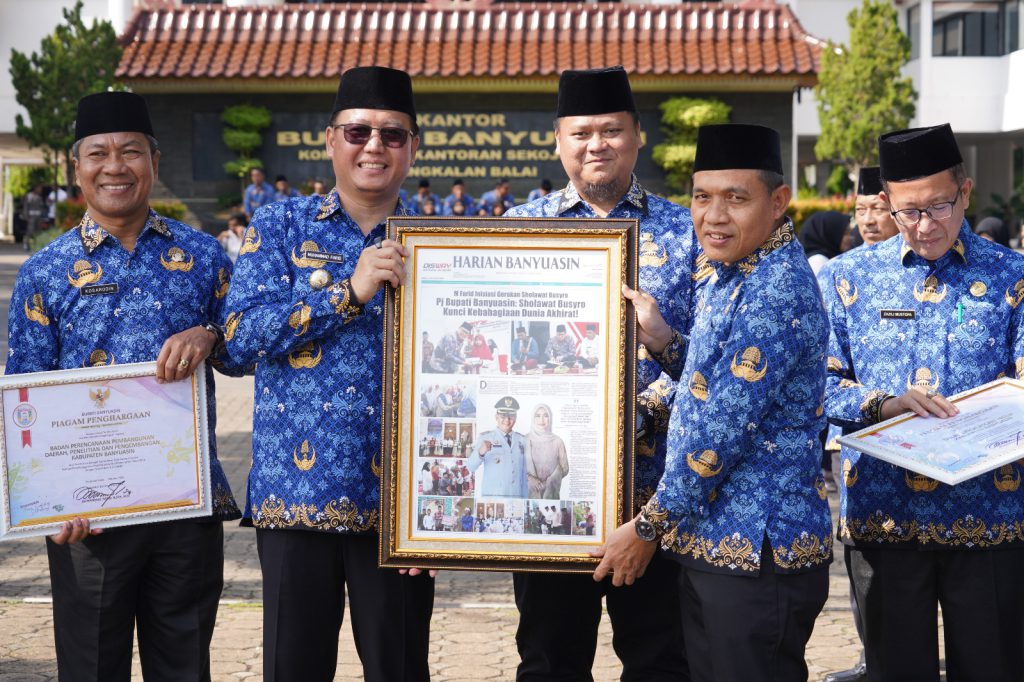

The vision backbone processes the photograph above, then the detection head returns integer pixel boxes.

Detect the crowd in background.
[217,167,558,260]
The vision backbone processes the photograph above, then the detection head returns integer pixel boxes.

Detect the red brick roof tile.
[117,2,824,85]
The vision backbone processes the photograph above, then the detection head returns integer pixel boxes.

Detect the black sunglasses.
[332,123,413,148]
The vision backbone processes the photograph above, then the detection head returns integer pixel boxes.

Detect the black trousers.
[513,552,688,681]
[846,545,1024,681]
[46,519,224,682]
[679,537,829,682]
[256,529,434,682]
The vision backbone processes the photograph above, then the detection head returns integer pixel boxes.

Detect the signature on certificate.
[73,481,132,507]
[987,431,1024,450]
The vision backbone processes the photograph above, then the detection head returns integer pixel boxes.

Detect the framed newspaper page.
[379,217,638,572]
[0,361,212,540]
[837,377,1024,486]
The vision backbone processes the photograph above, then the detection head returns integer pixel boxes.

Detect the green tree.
[652,96,731,194]
[814,0,917,176]
[9,1,122,196]
[221,104,272,192]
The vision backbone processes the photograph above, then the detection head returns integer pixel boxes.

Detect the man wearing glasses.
[224,67,434,681]
[821,123,1024,680]
[821,165,899,682]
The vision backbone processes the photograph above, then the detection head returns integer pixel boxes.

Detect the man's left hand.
[156,325,218,382]
[591,518,657,586]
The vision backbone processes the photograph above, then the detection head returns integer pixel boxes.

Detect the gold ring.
[926,389,938,398]
[178,359,190,370]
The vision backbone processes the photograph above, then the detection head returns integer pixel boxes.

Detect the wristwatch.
[202,321,223,341]
[634,512,657,542]
[202,321,226,354]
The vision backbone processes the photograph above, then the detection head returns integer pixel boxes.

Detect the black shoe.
[823,662,867,682]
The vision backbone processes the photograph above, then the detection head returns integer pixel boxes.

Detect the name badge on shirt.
[81,283,119,297]
[880,309,915,320]
[304,250,346,264]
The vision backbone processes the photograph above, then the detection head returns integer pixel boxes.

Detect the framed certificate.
[0,361,212,539]
[838,378,1024,486]
[379,217,638,572]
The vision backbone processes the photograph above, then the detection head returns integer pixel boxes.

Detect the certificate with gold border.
[379,217,638,571]
[0,361,211,539]
[838,378,1024,486]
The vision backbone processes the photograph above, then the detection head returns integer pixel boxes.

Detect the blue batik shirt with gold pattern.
[822,221,1024,550]
[6,210,241,519]
[506,176,705,512]
[225,190,404,533]
[643,220,833,576]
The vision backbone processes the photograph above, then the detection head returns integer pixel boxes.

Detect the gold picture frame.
[379,217,638,572]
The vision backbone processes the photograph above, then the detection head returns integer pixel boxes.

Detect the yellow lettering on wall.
[528,131,556,146]
[475,131,501,146]
[277,131,301,146]
[302,131,326,146]
[503,131,528,146]
[423,131,447,146]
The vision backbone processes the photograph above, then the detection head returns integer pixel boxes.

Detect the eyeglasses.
[332,123,413,148]
[890,188,961,227]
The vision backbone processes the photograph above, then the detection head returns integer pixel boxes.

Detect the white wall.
[795,0,1024,142]
[913,56,1010,132]
[1003,49,1024,132]
[0,0,130,136]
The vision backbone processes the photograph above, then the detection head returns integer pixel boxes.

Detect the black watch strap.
[203,321,226,355]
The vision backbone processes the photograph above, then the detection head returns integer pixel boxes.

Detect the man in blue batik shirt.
[479,177,515,213]
[6,91,240,681]
[527,178,553,203]
[407,178,442,215]
[224,67,433,682]
[272,174,302,202]
[822,123,1024,681]
[505,66,701,682]
[242,166,276,219]
[442,178,475,216]
[820,164,899,682]
[599,123,833,682]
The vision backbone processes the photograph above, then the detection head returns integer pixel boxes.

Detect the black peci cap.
[857,166,882,196]
[332,66,416,126]
[74,91,155,142]
[693,124,783,175]
[556,66,637,118]
[879,124,962,182]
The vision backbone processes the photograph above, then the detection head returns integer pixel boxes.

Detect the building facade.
[792,0,1024,214]
[114,0,822,228]
[0,0,827,234]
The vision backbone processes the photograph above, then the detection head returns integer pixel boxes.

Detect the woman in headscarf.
[975,216,1010,247]
[798,210,852,275]
[526,404,569,499]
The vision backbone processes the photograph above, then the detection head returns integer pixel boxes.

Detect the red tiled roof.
[116,2,824,86]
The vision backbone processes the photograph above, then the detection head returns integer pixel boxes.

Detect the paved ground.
[0,242,943,680]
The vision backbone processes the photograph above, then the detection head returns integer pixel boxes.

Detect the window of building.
[1008,0,1022,52]
[930,1,1020,55]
